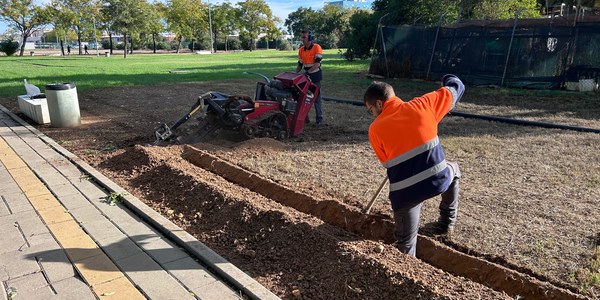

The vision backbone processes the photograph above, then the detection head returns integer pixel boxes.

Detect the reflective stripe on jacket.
[298,43,323,72]
[368,87,457,210]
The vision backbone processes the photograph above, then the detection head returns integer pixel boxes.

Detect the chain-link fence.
[369,16,600,90]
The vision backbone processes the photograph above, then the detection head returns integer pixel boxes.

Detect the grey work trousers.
[392,162,461,256]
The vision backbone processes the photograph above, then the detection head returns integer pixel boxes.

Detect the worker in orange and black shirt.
[363,75,465,256]
[295,30,324,126]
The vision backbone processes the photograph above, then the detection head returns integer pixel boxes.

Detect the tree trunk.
[60,40,65,56]
[130,39,134,55]
[77,28,82,55]
[124,33,128,58]
[19,34,28,56]
[109,32,114,55]
[153,33,157,53]
[176,36,182,53]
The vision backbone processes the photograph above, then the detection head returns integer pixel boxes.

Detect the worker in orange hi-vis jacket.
[363,75,465,256]
[295,30,324,126]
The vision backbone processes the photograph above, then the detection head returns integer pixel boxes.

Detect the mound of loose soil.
[99,145,509,299]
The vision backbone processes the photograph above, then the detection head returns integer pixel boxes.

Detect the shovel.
[362,176,388,214]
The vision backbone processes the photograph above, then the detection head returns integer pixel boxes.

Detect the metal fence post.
[382,27,390,78]
[501,9,523,87]
[370,13,389,76]
[426,13,446,80]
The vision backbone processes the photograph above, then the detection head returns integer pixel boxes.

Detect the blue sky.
[0,0,325,34]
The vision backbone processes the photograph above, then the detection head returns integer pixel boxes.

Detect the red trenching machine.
[153,72,319,145]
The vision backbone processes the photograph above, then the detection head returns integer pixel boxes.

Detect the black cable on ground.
[322,96,600,134]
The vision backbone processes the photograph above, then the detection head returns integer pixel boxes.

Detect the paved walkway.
[0,106,278,300]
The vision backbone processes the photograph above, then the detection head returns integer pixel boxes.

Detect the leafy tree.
[461,0,541,19]
[44,4,76,55]
[211,2,239,51]
[236,0,279,50]
[53,0,100,55]
[372,0,458,25]
[103,0,150,58]
[285,7,320,38]
[164,0,199,53]
[341,10,376,60]
[145,1,165,53]
[0,0,50,56]
[285,5,355,49]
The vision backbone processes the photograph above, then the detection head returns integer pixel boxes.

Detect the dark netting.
[369,17,600,89]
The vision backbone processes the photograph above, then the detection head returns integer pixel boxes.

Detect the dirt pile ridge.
[180,144,588,300]
[98,145,510,299]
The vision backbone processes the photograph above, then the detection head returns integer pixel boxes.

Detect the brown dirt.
[1,80,598,299]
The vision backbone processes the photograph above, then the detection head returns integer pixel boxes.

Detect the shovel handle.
[363,177,388,214]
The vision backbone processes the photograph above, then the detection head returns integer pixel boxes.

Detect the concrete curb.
[0,105,279,300]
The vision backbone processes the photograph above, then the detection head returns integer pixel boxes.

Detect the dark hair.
[364,81,395,104]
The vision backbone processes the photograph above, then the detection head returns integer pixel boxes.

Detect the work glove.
[441,74,465,104]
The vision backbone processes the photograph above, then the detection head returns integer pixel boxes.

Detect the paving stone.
[47,220,87,243]
[189,280,241,300]
[73,254,122,287]
[67,205,104,225]
[60,234,104,263]
[116,252,192,299]
[33,167,71,188]
[0,224,27,253]
[0,198,9,216]
[74,180,108,204]
[162,256,219,291]
[49,184,81,199]
[37,205,74,225]
[2,192,33,213]
[26,232,56,248]
[0,242,59,281]
[3,285,55,299]
[28,193,62,210]
[5,272,49,294]
[76,215,125,243]
[96,235,143,262]
[137,236,189,264]
[92,276,145,299]
[36,249,77,283]
[52,276,96,300]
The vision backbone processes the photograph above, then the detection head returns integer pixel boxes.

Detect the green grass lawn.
[0,49,372,98]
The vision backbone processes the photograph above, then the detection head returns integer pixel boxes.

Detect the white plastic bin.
[45,83,81,127]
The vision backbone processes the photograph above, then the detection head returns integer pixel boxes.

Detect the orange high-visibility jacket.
[368,86,459,210]
[298,43,323,82]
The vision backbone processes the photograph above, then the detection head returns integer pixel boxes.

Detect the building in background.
[325,0,374,10]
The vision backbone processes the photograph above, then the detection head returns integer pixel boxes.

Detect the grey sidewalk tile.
[73,180,109,203]
[5,272,49,294]
[2,192,34,214]
[0,199,9,216]
[26,232,57,248]
[97,235,143,262]
[0,226,27,253]
[191,280,241,300]
[49,184,81,199]
[56,193,94,211]
[162,256,219,291]
[36,249,77,284]
[33,167,72,188]
[67,205,104,225]
[116,252,193,299]
[77,217,125,243]
[137,236,189,265]
[52,276,96,300]
[0,242,53,281]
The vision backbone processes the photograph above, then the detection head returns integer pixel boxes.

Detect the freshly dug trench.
[181,145,588,300]
[99,145,509,299]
